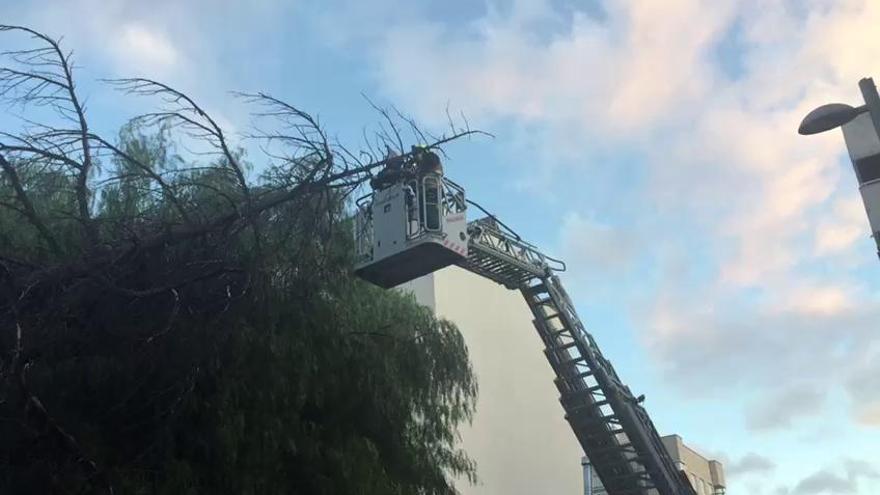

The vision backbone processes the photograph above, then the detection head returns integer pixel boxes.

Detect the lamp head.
[799,103,865,135]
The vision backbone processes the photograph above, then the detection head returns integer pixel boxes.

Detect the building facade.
[582,436,726,495]
[402,267,726,495]
[660,435,726,495]
[402,266,584,494]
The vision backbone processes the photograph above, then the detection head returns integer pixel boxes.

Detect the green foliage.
[0,124,477,494]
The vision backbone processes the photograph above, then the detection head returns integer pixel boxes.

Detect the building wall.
[400,270,726,495]
[403,266,583,494]
[661,435,726,495]
[582,436,725,495]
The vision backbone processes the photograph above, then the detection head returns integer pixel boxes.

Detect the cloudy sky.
[4,0,880,493]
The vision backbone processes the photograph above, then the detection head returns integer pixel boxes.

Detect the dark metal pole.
[582,457,592,495]
[857,78,880,260]
[859,77,880,137]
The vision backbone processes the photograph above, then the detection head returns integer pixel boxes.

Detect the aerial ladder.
[353,149,697,495]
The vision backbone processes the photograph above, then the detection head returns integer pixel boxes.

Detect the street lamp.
[798,103,867,135]
[800,77,880,259]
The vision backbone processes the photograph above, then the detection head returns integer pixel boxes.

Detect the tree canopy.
[0,25,478,494]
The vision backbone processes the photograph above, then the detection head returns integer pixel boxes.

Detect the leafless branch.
[0,25,98,243]
[362,93,405,154]
[105,78,251,199]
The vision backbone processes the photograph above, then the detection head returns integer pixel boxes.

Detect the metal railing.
[353,176,469,262]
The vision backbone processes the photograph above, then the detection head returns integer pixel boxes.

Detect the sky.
[3,0,880,493]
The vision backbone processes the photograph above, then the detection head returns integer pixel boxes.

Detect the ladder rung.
[598,484,655,495]
[544,312,561,321]
[578,427,627,442]
[556,371,595,391]
[553,377,602,401]
[565,398,611,415]
[556,354,585,367]
[548,326,571,338]
[524,283,547,296]
[570,369,595,380]
[567,414,615,432]
[587,442,634,458]
[547,340,578,353]
[559,380,596,395]
[556,382,605,397]
[492,263,517,275]
[599,469,650,483]
[566,411,618,426]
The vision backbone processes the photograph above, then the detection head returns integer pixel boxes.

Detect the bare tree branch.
[105,78,251,199]
[0,25,99,244]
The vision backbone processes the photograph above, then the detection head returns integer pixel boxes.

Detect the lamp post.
[582,457,593,495]
[800,77,880,259]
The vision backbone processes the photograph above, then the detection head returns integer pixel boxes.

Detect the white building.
[404,267,725,495]
[660,435,726,495]
[582,436,726,495]
[403,266,584,494]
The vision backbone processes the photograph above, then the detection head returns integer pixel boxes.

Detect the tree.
[0,25,480,494]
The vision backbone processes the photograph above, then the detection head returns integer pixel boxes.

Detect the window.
[856,154,880,184]
[422,177,441,231]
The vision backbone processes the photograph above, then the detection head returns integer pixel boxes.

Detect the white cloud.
[6,0,284,153]
[792,459,880,495]
[601,0,735,130]
[7,0,192,82]
[374,0,736,135]
[558,212,640,292]
[640,278,880,429]
[796,469,855,494]
[13,0,286,81]
[846,345,880,426]
[778,283,857,316]
[112,23,180,74]
[746,386,825,431]
[814,197,868,257]
[727,452,777,477]
[358,0,880,434]
[854,402,880,427]
[369,0,879,288]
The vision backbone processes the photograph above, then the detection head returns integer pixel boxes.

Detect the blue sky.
[4,0,880,493]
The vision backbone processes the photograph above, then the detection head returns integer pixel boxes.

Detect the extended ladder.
[460,218,695,495]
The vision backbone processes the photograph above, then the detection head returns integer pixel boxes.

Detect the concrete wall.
[404,266,583,494]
